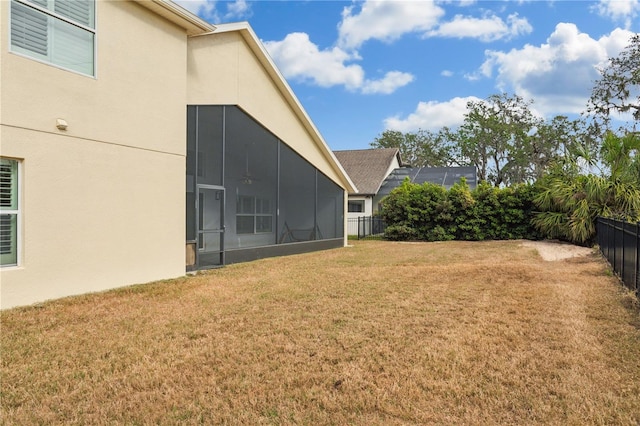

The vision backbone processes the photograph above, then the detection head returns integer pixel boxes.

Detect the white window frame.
[236,195,273,235]
[9,0,96,77]
[0,158,21,268]
[348,200,365,213]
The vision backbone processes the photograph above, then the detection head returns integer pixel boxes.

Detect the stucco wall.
[0,1,187,308]
[346,196,373,220]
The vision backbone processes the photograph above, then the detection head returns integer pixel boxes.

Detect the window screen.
[224,107,277,248]
[317,172,344,239]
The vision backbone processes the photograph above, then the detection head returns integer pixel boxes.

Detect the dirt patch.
[521,240,594,261]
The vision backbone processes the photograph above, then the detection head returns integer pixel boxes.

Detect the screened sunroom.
[186,105,345,270]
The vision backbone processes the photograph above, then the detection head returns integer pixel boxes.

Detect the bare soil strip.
[520,240,594,261]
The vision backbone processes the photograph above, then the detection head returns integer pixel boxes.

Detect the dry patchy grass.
[1,240,639,425]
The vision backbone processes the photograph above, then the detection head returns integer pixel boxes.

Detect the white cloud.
[264,33,364,90]
[225,0,249,18]
[338,0,445,49]
[593,0,640,28]
[441,70,454,77]
[173,0,204,15]
[427,13,532,42]
[362,71,415,94]
[478,24,636,116]
[173,0,251,23]
[437,0,477,5]
[264,33,414,94]
[384,96,481,131]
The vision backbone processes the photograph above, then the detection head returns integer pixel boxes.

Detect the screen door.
[197,185,224,268]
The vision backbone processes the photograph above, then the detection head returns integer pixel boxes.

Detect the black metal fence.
[347,216,387,240]
[596,217,639,294]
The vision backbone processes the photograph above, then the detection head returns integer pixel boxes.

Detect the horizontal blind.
[54,0,94,28]
[11,1,48,57]
[25,0,48,6]
[0,160,17,210]
[52,18,94,75]
[0,215,16,257]
[0,159,18,265]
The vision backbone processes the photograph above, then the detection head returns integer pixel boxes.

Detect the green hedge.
[379,179,541,241]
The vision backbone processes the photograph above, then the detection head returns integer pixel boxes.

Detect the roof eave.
[136,0,216,35]
[370,148,403,195]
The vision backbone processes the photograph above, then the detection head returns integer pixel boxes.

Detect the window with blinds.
[0,159,19,267]
[10,0,95,76]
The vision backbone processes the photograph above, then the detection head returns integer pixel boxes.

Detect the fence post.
[622,221,626,286]
[636,221,639,293]
[601,219,611,263]
[603,218,608,261]
[606,218,612,264]
[612,218,616,269]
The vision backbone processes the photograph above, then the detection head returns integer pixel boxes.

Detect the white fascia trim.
[137,0,215,35]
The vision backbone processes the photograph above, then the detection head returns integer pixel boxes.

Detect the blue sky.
[174,0,640,151]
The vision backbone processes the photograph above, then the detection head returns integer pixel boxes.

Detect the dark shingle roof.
[334,148,401,195]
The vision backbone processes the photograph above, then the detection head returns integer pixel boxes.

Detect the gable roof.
[133,5,356,194]
[334,148,402,195]
[202,22,356,194]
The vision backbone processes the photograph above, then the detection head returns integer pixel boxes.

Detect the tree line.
[373,95,595,187]
[375,34,639,245]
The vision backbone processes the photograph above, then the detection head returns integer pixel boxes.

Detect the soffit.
[136,0,215,35]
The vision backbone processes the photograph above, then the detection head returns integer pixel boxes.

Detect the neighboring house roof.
[334,148,402,195]
[377,166,478,198]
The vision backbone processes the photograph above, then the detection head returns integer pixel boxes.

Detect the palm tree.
[532,132,640,245]
[600,131,640,184]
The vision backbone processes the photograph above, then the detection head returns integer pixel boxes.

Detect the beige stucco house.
[0,0,355,309]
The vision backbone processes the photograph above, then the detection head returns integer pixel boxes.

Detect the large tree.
[533,35,640,244]
[588,33,640,127]
[450,93,538,186]
[526,116,589,181]
[371,129,454,167]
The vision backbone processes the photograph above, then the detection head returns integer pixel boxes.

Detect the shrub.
[379,178,540,242]
[384,225,419,241]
